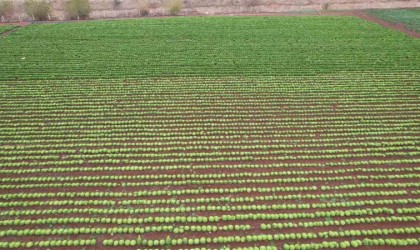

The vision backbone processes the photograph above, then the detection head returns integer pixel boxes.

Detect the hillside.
[2,0,419,21]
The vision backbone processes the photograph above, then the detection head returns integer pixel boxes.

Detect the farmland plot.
[0,16,419,249]
[366,8,420,32]
[0,26,14,35]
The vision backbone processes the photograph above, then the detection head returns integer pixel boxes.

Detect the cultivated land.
[0,26,15,34]
[0,15,419,249]
[367,8,420,32]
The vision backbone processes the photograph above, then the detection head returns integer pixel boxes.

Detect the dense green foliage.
[0,16,419,248]
[0,0,13,18]
[0,16,419,80]
[367,8,420,32]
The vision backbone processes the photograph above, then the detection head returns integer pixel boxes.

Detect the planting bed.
[0,16,419,249]
[366,8,420,33]
[0,26,15,35]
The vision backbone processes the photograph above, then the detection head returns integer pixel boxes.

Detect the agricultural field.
[366,8,420,32]
[0,16,419,249]
[0,26,14,34]
[0,16,419,80]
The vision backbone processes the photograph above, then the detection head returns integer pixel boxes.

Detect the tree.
[166,0,182,16]
[24,0,51,21]
[65,0,91,20]
[0,0,13,21]
[138,0,149,16]
[114,0,122,8]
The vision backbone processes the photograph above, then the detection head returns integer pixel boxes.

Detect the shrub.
[65,0,90,20]
[23,0,51,21]
[138,0,149,16]
[114,0,122,8]
[166,0,182,16]
[0,0,13,19]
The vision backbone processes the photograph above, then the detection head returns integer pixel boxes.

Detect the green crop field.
[0,26,14,34]
[367,8,420,32]
[0,16,419,80]
[0,16,419,249]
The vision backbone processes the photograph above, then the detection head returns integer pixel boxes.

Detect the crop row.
[3,134,418,149]
[101,227,419,247]
[2,145,415,159]
[261,216,417,229]
[0,89,416,103]
[2,124,417,138]
[0,188,414,200]
[1,109,418,122]
[0,199,417,213]
[1,103,417,116]
[2,169,419,182]
[0,224,252,237]
[0,91,416,103]
[283,237,419,250]
[3,118,407,129]
[0,239,96,248]
[0,175,418,190]
[2,145,417,158]
[1,157,418,171]
[1,153,418,168]
[4,100,412,110]
[0,159,418,175]
[0,139,417,153]
[2,130,417,143]
[1,215,417,228]
[0,208,406,222]
[2,194,419,214]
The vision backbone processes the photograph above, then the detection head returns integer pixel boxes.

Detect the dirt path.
[0,22,30,26]
[0,22,31,38]
[0,29,17,38]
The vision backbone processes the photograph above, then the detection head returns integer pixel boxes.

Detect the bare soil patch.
[0,22,31,27]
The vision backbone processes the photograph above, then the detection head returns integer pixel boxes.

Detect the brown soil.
[0,22,31,26]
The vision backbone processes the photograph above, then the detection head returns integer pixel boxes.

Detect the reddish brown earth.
[0,22,30,26]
